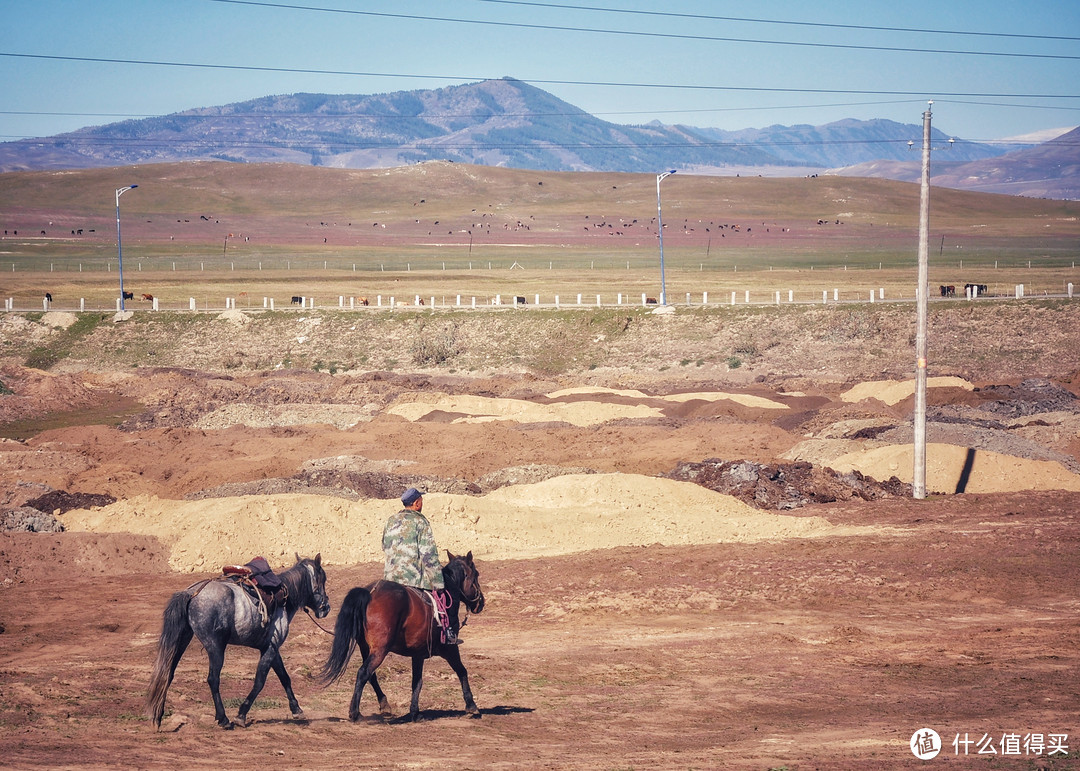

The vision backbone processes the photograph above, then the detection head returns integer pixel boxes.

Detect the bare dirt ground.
[1,307,1079,769]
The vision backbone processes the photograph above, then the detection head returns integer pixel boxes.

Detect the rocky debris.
[24,490,116,515]
[665,458,910,510]
[1,506,64,533]
[974,378,1079,418]
[186,467,481,502]
[476,464,596,491]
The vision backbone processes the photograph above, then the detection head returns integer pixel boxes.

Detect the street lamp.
[115,184,138,310]
[656,170,676,305]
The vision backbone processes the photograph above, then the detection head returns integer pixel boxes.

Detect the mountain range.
[1,77,1076,198]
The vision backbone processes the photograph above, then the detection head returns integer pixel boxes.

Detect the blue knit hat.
[401,487,424,506]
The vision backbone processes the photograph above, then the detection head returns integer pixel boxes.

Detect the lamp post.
[115,184,138,310]
[656,170,676,305]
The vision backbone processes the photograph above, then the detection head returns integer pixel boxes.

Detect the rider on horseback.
[382,487,460,645]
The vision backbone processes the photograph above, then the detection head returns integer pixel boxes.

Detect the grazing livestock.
[645,297,658,305]
[141,293,154,301]
[514,296,527,305]
[357,297,369,306]
[122,291,134,301]
[291,296,303,305]
[965,283,988,297]
[45,292,52,303]
[940,285,956,297]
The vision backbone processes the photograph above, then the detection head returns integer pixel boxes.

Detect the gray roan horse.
[146,554,330,729]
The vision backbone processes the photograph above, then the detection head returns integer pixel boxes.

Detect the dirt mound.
[665,458,910,509]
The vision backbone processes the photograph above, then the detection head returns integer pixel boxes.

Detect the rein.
[304,606,335,636]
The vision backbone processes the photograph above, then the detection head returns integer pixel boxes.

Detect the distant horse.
[146,554,330,730]
[320,551,485,722]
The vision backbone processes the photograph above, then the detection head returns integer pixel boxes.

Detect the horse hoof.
[220,721,235,730]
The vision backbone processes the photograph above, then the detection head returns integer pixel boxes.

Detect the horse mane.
[279,556,314,610]
[442,555,466,592]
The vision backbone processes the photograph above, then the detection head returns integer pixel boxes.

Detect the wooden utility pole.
[913,103,933,499]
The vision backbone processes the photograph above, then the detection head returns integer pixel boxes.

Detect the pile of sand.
[840,376,973,406]
[386,388,789,427]
[61,473,881,572]
[195,403,374,430]
[387,393,663,427]
[827,443,1080,494]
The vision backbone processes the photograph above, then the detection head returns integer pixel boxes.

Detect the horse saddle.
[223,557,288,623]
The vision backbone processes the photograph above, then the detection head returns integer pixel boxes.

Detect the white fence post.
[189,298,196,311]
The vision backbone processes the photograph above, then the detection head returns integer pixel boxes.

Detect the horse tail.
[146,589,195,729]
[319,586,370,686]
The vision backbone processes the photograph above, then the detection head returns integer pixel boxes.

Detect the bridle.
[301,561,335,636]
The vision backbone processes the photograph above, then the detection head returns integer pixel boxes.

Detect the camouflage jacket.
[382,508,445,591]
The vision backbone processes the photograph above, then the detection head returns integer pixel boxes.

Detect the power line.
[470,0,1080,43]
[2,54,1077,101]
[204,0,1080,61]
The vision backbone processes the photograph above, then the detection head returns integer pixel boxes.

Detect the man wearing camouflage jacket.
[382,487,459,643]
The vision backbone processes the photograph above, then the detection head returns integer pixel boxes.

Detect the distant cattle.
[965,283,988,296]
[940,285,956,297]
[122,291,134,300]
[141,293,154,301]
[45,292,52,303]
[645,297,658,305]
[291,296,303,305]
[513,296,527,305]
[416,298,425,306]
[357,296,369,306]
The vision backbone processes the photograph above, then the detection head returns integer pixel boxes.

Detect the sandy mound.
[215,309,252,325]
[841,376,973,406]
[544,386,788,409]
[194,403,374,430]
[387,393,662,426]
[827,442,1080,494]
[60,473,881,571]
[41,311,78,329]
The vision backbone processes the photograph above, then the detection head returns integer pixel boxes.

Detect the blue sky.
[2,0,1078,144]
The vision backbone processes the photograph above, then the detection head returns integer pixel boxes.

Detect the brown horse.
[319,551,485,722]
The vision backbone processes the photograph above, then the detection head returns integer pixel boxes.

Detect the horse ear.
[466,551,473,561]
[446,549,457,561]
[314,553,321,565]
[295,552,301,564]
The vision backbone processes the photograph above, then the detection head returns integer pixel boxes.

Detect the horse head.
[295,552,331,618]
[444,550,485,614]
